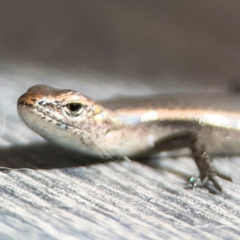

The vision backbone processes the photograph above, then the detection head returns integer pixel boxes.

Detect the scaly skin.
[18,84,240,192]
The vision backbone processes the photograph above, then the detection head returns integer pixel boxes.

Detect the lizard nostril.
[17,95,27,106]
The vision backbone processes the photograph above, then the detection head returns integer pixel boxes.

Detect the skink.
[17,84,240,192]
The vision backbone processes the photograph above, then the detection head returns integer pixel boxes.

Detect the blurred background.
[1,2,240,239]
[1,0,240,98]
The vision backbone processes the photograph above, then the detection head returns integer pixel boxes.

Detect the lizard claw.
[189,171,223,193]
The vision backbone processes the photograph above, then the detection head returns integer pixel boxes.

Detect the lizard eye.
[66,103,83,115]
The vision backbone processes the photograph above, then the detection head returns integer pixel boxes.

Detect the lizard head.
[17,84,112,154]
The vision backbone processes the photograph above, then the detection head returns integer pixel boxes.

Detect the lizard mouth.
[17,93,35,119]
[17,88,81,134]
[17,84,60,124]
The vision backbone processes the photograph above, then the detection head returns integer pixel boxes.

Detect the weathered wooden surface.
[0,64,239,240]
[0,1,240,239]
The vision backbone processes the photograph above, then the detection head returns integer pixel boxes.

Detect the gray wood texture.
[0,1,240,239]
